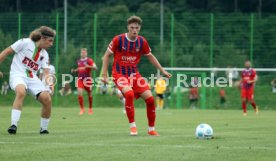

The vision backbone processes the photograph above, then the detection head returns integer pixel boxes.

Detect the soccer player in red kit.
[71,48,97,115]
[240,60,259,116]
[102,16,171,136]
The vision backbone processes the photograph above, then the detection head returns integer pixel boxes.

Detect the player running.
[240,60,259,116]
[71,48,97,115]
[0,26,56,134]
[102,16,171,136]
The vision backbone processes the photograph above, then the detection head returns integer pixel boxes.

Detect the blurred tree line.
[1,0,276,13]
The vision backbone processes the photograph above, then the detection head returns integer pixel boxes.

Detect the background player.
[240,60,259,116]
[71,48,97,115]
[219,87,226,107]
[102,16,171,136]
[189,86,199,109]
[0,26,55,134]
[155,76,166,110]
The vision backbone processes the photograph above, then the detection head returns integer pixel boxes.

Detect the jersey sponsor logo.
[22,56,39,71]
[122,56,136,61]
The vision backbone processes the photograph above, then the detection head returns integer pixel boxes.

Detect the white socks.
[11,109,50,131]
[148,126,155,131]
[129,122,136,128]
[40,118,50,131]
[120,97,126,106]
[11,109,21,126]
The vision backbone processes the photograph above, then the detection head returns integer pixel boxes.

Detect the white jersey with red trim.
[10,38,49,78]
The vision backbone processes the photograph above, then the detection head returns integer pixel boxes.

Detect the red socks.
[242,101,246,113]
[124,91,156,127]
[250,102,257,110]
[78,95,84,109]
[146,96,156,127]
[78,94,93,110]
[89,96,93,109]
[124,90,135,123]
[243,100,257,113]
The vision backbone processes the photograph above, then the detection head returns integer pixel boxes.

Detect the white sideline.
[0,141,275,150]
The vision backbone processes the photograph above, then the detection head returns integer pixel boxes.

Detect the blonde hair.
[29,26,56,42]
[127,16,142,25]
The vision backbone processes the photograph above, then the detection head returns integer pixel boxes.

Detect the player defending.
[102,16,171,136]
[0,26,55,134]
[71,48,97,115]
[240,60,259,116]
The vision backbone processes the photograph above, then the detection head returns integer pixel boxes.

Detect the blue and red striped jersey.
[108,33,151,76]
[241,68,257,89]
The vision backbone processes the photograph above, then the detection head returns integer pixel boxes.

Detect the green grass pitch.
[0,107,276,161]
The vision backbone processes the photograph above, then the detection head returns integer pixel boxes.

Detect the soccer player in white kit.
[0,26,56,134]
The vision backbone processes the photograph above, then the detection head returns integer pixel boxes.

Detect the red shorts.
[113,73,150,99]
[241,88,254,100]
[77,77,93,92]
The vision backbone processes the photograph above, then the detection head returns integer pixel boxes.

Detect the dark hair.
[29,26,56,42]
[127,16,142,25]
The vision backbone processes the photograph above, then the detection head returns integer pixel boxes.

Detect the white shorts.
[9,74,51,97]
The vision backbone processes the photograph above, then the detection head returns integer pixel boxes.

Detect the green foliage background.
[0,1,275,108]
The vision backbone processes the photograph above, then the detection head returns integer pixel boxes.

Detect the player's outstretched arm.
[145,53,172,78]
[0,47,14,63]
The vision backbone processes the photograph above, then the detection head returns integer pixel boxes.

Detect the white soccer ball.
[195,123,213,139]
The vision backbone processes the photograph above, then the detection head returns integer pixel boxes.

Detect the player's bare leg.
[156,97,160,110]
[38,91,52,134]
[141,90,160,136]
[159,98,164,110]
[78,88,85,115]
[122,86,137,136]
[8,84,26,134]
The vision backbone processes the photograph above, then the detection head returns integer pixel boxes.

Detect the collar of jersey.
[125,33,137,42]
[81,57,88,60]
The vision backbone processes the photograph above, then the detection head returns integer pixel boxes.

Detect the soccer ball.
[195,123,213,139]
